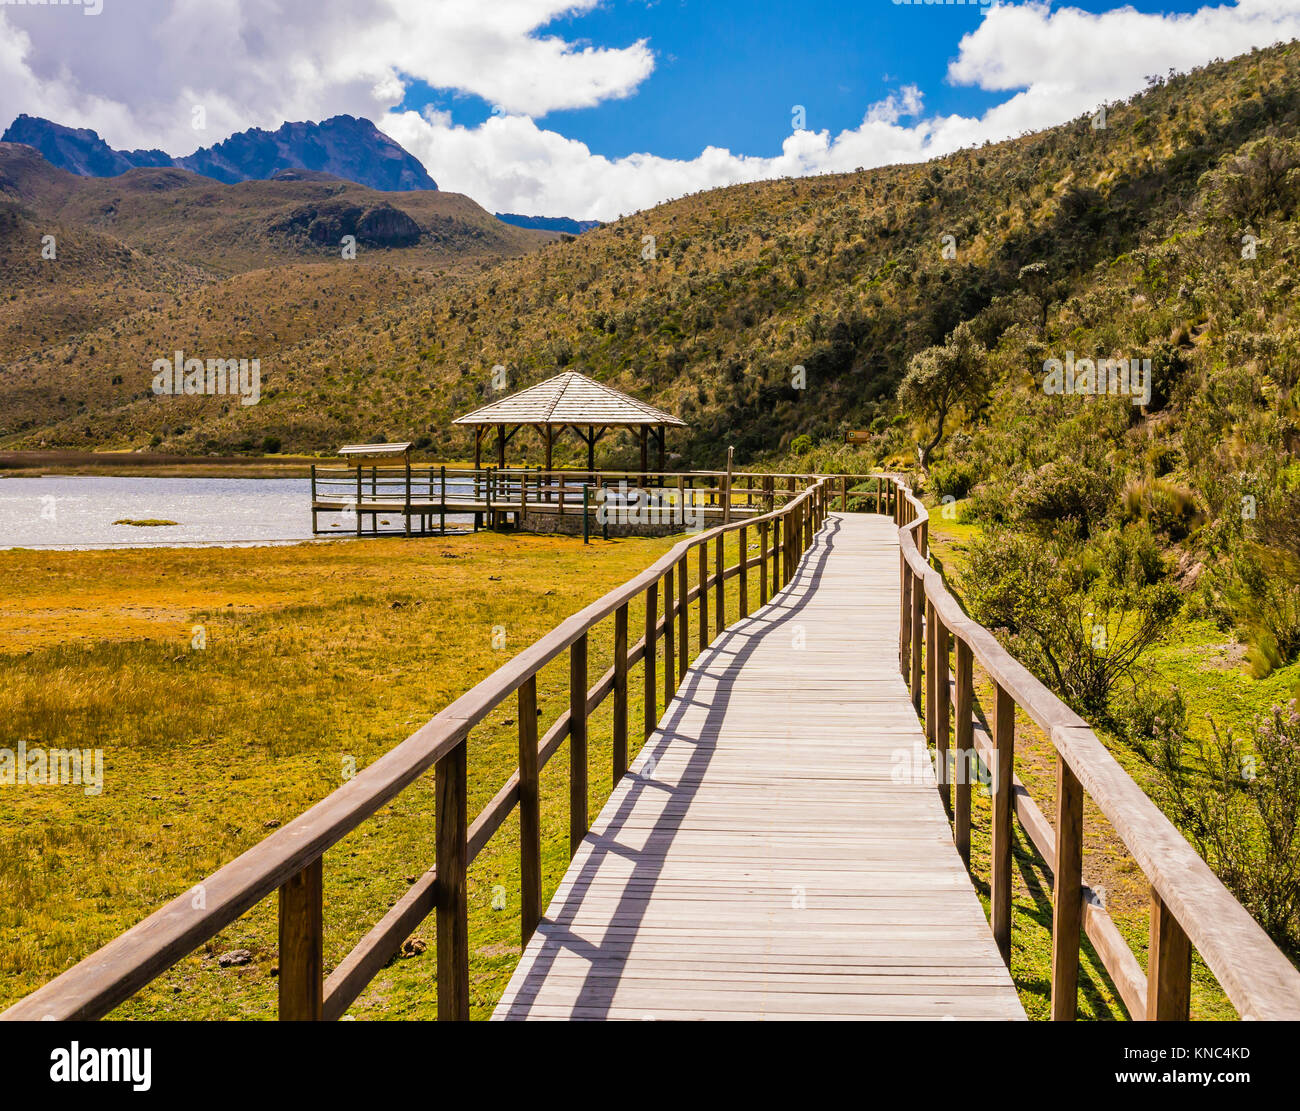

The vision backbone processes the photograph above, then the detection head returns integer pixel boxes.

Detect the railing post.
[714,532,724,637]
[992,683,1015,965]
[934,612,951,814]
[772,517,781,591]
[677,558,688,681]
[1051,754,1083,1020]
[1147,890,1192,1020]
[277,858,323,1020]
[569,633,588,856]
[925,598,937,751]
[435,739,469,1020]
[954,638,973,867]
[698,541,709,653]
[613,604,628,780]
[899,558,911,681]
[645,580,658,739]
[739,525,749,619]
[663,570,675,710]
[909,572,923,713]
[759,519,769,605]
[518,676,542,944]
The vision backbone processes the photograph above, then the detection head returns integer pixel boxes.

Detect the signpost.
[845,430,871,444]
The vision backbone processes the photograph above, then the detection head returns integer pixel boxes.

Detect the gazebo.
[452,371,687,476]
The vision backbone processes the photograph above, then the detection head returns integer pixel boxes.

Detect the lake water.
[0,476,470,550]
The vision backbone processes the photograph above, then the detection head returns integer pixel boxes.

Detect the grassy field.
[0,523,774,1019]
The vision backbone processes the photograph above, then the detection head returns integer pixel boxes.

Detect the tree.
[896,321,990,468]
[1016,262,1058,333]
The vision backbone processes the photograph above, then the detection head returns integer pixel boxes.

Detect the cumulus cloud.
[0,0,653,154]
[390,0,1300,220]
[3,0,1300,219]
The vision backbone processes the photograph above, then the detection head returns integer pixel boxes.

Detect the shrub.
[261,435,282,455]
[1012,461,1115,539]
[929,458,979,501]
[1151,702,1300,947]
[1121,476,1203,541]
[964,528,1182,716]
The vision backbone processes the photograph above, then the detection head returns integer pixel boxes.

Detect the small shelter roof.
[337,442,412,457]
[452,371,686,428]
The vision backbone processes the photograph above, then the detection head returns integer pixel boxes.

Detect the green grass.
[0,523,770,1019]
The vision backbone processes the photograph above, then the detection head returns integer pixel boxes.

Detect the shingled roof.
[452,371,686,428]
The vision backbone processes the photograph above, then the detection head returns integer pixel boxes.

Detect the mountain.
[3,41,1300,480]
[495,213,602,235]
[1,115,173,177]
[0,141,549,276]
[1,114,437,193]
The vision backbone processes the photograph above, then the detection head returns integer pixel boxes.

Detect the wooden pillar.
[698,541,709,653]
[663,570,675,710]
[991,683,1015,965]
[739,525,749,619]
[496,424,506,469]
[435,740,469,1020]
[909,573,923,712]
[569,635,588,856]
[759,520,769,605]
[518,678,541,944]
[934,612,951,814]
[277,858,323,1020]
[1051,755,1083,1020]
[644,580,658,739]
[954,638,973,867]
[656,426,666,475]
[639,426,648,486]
[714,534,724,638]
[586,427,595,479]
[677,558,689,682]
[1147,891,1192,1020]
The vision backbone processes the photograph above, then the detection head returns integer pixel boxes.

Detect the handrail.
[3,474,831,1021]
[882,473,1300,1022]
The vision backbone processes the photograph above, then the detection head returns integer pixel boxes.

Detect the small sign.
[845,430,871,444]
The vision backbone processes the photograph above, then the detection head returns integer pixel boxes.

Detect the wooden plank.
[495,514,1023,1022]
[1147,888,1191,1021]
[613,604,628,780]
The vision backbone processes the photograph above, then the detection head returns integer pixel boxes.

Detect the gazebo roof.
[452,371,686,428]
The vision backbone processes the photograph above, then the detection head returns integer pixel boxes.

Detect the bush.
[1120,476,1203,541]
[929,458,979,501]
[261,435,282,455]
[1012,461,1115,539]
[1151,702,1300,947]
[964,528,1182,716]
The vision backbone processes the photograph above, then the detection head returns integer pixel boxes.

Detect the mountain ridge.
[2,114,438,193]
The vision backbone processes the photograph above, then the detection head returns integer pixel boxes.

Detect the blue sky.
[4,0,1300,218]
[400,0,1214,161]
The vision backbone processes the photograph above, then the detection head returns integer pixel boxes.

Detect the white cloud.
[3,1,1300,220]
[0,0,653,154]
[386,0,1300,219]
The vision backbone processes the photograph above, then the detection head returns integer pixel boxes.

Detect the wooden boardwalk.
[494,513,1024,1020]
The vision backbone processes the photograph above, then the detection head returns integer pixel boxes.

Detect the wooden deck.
[494,512,1025,1020]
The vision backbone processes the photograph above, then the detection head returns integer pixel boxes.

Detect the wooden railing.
[2,476,831,1021]
[882,473,1300,1021]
